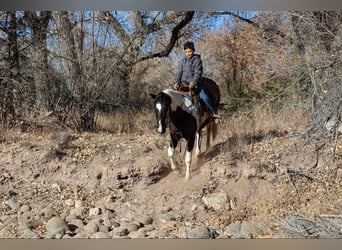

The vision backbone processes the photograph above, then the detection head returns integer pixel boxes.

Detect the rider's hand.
[173,83,181,90]
[189,82,197,89]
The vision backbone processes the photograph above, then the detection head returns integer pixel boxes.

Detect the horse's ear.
[149,93,157,99]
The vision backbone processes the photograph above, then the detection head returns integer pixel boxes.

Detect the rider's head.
[184,41,195,59]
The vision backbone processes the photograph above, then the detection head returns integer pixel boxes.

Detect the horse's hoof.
[171,165,178,170]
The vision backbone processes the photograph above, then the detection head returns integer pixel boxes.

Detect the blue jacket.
[174,54,203,84]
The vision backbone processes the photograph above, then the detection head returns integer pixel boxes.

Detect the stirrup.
[212,113,221,119]
[211,113,221,123]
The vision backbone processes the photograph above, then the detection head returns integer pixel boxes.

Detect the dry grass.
[218,98,310,153]
[95,108,155,134]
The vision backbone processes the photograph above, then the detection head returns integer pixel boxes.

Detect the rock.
[109,226,129,237]
[147,230,170,239]
[72,232,89,238]
[137,215,153,225]
[281,215,317,237]
[103,218,120,228]
[74,200,83,208]
[138,224,155,233]
[20,204,31,213]
[89,207,102,217]
[121,222,139,232]
[83,221,99,235]
[6,198,20,210]
[224,221,243,238]
[201,192,231,211]
[99,224,109,233]
[240,221,265,238]
[225,221,268,238]
[22,229,40,239]
[68,218,85,231]
[104,196,118,211]
[45,217,69,238]
[91,232,111,239]
[39,207,59,219]
[187,226,216,239]
[128,230,146,238]
[18,214,40,230]
[65,199,75,207]
[69,207,88,218]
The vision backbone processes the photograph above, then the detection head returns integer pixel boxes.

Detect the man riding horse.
[173,41,220,119]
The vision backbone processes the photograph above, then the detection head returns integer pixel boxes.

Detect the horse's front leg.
[168,134,179,170]
[185,135,195,182]
[168,146,177,170]
[184,150,192,182]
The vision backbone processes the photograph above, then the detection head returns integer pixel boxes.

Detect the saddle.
[173,84,207,116]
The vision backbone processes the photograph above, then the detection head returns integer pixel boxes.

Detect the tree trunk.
[0,12,19,127]
[56,11,96,131]
[24,11,52,114]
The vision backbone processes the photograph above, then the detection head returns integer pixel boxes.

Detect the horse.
[150,77,220,181]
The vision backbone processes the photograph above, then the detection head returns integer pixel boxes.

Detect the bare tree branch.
[210,11,260,28]
[100,11,130,41]
[137,11,195,62]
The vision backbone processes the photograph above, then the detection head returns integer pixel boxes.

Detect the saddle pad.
[183,95,199,114]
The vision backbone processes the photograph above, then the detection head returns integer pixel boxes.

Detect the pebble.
[75,200,83,208]
[6,198,21,210]
[89,207,101,217]
[65,199,75,207]
[20,204,31,213]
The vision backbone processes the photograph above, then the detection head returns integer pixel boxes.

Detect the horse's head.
[149,91,171,134]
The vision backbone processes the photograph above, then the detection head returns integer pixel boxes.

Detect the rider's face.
[184,48,194,59]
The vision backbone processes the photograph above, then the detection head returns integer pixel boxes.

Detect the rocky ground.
[0,123,341,239]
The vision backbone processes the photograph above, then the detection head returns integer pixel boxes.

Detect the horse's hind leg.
[195,131,202,157]
[206,124,211,152]
[168,146,177,170]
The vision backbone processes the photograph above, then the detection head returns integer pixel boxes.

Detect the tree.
[23,11,52,113]
[0,12,18,127]
[48,11,195,131]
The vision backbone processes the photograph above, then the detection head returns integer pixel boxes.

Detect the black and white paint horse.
[150,79,220,181]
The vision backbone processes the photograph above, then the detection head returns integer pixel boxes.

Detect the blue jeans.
[193,84,217,115]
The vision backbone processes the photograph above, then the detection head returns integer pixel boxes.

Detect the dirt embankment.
[0,127,341,238]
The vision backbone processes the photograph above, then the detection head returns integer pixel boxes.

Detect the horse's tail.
[210,121,218,142]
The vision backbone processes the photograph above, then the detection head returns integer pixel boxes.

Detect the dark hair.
[184,41,195,51]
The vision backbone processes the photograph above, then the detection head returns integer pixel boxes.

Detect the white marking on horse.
[156,102,163,133]
[168,146,177,170]
[184,151,192,181]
